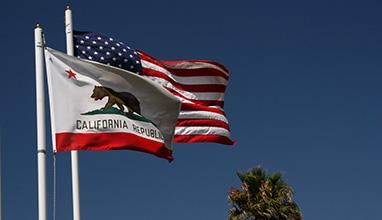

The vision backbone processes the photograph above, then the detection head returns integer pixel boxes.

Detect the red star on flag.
[66,69,77,79]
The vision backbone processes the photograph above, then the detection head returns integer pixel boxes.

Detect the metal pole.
[65,5,81,220]
[35,23,47,220]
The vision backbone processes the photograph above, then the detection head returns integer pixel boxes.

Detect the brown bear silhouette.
[91,86,141,114]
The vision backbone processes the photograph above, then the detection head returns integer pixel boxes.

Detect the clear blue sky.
[1,0,382,219]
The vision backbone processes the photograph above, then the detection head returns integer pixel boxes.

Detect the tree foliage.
[228,167,302,220]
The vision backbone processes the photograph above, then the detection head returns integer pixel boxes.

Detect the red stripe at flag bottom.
[173,134,236,145]
[56,132,173,161]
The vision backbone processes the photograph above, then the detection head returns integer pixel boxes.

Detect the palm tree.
[228,167,302,220]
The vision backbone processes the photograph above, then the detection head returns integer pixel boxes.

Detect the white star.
[85,36,90,39]
[124,59,128,62]
[80,40,84,44]
[87,46,91,50]
[106,51,110,55]
[123,49,127,52]
[97,37,102,40]
[118,53,122,56]
[116,43,120,47]
[133,51,137,55]
[109,38,114,41]
[111,47,115,50]
[127,46,131,49]
[105,41,109,45]
[94,51,98,55]
[82,51,86,54]
[119,42,124,45]
[135,60,140,64]
[118,64,122,68]
[130,65,134,69]
[129,54,133,58]
[99,46,103,50]
[88,56,92,60]
[92,41,97,44]
[112,57,117,61]
[75,45,79,48]
[100,57,104,60]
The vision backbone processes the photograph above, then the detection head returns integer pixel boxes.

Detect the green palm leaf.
[228,166,302,220]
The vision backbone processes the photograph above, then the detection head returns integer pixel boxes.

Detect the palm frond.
[228,166,302,220]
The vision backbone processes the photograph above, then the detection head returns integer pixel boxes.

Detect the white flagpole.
[35,23,47,220]
[65,5,81,220]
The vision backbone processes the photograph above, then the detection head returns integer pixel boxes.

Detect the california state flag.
[44,48,181,161]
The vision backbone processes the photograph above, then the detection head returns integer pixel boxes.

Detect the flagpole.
[65,5,81,220]
[35,23,47,220]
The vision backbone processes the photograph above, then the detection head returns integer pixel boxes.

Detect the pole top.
[35,23,42,29]
[65,4,71,10]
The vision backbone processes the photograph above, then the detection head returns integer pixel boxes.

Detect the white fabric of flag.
[44,48,181,161]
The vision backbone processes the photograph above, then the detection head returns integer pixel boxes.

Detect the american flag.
[73,31,234,145]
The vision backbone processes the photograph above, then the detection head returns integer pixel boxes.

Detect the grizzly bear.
[91,86,141,114]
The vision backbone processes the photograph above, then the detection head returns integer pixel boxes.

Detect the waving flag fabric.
[73,31,234,145]
[45,48,181,161]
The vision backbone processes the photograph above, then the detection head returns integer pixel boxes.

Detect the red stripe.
[162,66,228,80]
[165,87,225,108]
[56,132,173,161]
[142,67,227,93]
[176,119,230,131]
[173,134,235,145]
[138,51,165,68]
[180,103,226,115]
[161,60,229,74]
[139,52,229,80]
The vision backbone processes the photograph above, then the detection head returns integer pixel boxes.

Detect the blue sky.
[1,0,382,219]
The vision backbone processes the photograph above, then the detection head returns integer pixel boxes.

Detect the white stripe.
[180,99,225,110]
[141,59,228,85]
[175,126,230,137]
[145,76,225,101]
[163,61,229,77]
[179,111,228,123]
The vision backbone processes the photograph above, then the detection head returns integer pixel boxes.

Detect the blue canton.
[73,31,142,74]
